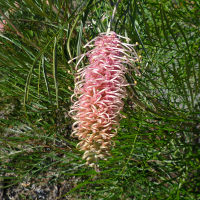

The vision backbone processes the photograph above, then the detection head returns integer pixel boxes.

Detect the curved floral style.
[69,32,139,167]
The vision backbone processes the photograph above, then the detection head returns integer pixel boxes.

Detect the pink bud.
[0,20,7,32]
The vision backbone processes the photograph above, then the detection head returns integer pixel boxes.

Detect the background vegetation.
[0,0,199,199]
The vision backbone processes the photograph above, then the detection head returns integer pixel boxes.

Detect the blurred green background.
[0,0,199,199]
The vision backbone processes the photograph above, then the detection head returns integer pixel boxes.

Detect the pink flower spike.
[69,31,139,167]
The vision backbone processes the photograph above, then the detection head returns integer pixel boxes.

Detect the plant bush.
[0,0,199,199]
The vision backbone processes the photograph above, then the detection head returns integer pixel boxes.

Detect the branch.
[107,0,121,34]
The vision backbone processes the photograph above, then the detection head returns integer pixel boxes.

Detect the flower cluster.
[69,32,139,167]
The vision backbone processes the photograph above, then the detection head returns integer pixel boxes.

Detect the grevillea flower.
[69,31,139,167]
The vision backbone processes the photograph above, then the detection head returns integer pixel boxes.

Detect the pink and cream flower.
[69,31,139,167]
